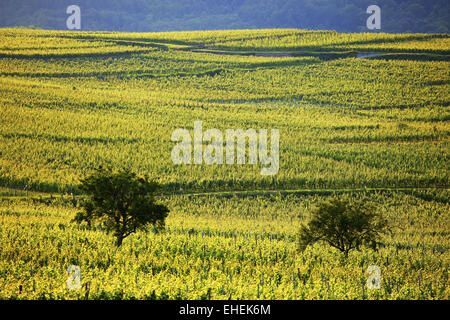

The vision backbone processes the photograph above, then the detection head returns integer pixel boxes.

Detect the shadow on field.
[0,132,142,145]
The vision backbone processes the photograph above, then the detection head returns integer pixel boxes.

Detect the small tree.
[73,167,169,247]
[298,197,389,258]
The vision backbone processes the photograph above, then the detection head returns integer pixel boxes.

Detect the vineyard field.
[0,28,448,300]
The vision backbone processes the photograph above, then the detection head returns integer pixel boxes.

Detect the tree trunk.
[343,249,349,259]
[116,235,124,247]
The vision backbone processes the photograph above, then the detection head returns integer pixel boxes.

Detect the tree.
[73,167,169,246]
[298,197,389,258]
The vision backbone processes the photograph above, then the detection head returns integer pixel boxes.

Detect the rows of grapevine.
[0,28,448,300]
[0,30,448,193]
[0,192,447,299]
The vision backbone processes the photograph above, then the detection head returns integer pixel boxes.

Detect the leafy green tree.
[298,197,389,258]
[73,167,169,246]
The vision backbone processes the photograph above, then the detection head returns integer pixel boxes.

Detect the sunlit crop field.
[0,28,448,299]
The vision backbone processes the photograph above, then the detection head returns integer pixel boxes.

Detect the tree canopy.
[298,197,389,258]
[73,167,169,247]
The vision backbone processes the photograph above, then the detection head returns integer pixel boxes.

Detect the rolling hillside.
[0,28,448,300]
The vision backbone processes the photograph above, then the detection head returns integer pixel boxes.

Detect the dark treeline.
[0,0,448,33]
